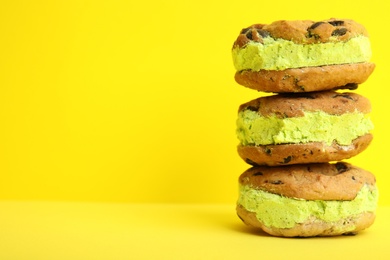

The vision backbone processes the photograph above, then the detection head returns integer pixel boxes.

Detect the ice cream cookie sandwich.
[236,91,373,166]
[236,163,378,237]
[232,19,375,93]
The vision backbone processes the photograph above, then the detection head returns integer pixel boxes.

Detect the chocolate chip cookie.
[232,18,375,93]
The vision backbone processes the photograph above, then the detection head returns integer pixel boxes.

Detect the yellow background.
[0,0,388,205]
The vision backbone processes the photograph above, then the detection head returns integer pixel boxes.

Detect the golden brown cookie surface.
[238,162,376,200]
[238,90,372,117]
[238,133,373,166]
[235,62,375,93]
[233,18,369,47]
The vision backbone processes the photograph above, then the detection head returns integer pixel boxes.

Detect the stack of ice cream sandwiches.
[231,18,379,237]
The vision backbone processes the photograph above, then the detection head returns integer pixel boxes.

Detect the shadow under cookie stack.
[231,18,379,237]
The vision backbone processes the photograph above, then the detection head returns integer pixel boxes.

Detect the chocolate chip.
[335,162,348,173]
[256,29,270,38]
[246,106,258,112]
[240,27,251,34]
[328,20,345,26]
[307,32,320,40]
[352,176,356,180]
[245,158,259,166]
[283,156,292,164]
[264,147,272,155]
[245,31,253,40]
[344,83,358,90]
[243,29,270,43]
[332,93,354,100]
[331,28,348,36]
[334,83,358,91]
[308,22,325,30]
[253,172,263,176]
[271,180,284,185]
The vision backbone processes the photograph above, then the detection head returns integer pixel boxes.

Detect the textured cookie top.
[233,18,369,47]
[238,91,371,118]
[239,163,376,200]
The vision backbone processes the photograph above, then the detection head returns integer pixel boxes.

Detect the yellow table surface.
[0,201,389,259]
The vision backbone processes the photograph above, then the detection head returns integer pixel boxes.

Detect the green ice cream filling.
[237,184,378,229]
[236,110,373,146]
[232,35,372,71]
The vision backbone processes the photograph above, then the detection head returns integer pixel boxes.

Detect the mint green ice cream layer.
[236,110,373,146]
[232,35,372,71]
[238,184,378,229]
